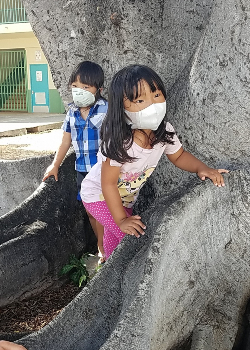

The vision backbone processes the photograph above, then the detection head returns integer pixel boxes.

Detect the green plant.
[60,254,90,287]
[94,264,103,273]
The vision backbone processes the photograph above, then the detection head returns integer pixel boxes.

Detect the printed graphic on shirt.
[99,167,154,207]
[116,167,155,208]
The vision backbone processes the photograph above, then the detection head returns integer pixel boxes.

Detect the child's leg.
[82,201,132,259]
[77,171,105,257]
[96,220,105,262]
[86,210,98,236]
[102,207,132,258]
[103,228,120,259]
[85,211,105,260]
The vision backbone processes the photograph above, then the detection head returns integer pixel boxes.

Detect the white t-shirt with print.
[80,122,182,208]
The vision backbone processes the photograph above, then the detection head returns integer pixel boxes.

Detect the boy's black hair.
[100,64,174,164]
[69,61,105,101]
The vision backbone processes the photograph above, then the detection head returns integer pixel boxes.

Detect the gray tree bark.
[0,153,95,307]
[9,0,250,348]
[14,170,250,350]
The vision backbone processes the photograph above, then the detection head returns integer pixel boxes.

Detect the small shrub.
[60,254,90,287]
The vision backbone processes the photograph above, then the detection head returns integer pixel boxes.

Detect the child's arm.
[0,341,27,350]
[42,131,72,182]
[101,159,146,237]
[167,147,229,187]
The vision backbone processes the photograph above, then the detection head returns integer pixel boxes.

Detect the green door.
[0,49,27,111]
[30,64,49,112]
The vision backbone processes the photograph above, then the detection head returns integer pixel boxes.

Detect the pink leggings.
[82,201,133,259]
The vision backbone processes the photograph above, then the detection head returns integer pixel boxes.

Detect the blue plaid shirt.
[62,99,108,172]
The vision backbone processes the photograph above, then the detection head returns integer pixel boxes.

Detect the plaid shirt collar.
[68,99,106,117]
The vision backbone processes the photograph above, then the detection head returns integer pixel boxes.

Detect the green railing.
[0,0,28,24]
[0,50,28,111]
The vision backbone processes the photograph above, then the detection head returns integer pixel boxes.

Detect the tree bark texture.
[14,170,250,350]
[0,153,95,307]
[8,0,250,348]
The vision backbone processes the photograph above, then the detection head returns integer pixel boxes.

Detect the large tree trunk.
[15,170,250,350]
[9,0,250,348]
[23,0,214,103]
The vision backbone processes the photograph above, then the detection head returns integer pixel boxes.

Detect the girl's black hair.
[100,64,174,164]
[69,61,105,101]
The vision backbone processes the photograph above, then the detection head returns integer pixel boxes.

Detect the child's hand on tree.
[119,215,146,238]
[168,148,229,187]
[197,167,229,187]
[42,163,59,182]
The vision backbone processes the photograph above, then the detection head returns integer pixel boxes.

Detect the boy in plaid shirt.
[43,61,108,264]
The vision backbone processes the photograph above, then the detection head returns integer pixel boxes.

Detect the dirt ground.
[0,129,62,160]
[0,283,81,334]
[0,255,99,334]
[0,144,54,160]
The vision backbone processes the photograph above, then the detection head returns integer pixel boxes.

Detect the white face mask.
[125,101,166,130]
[72,87,96,107]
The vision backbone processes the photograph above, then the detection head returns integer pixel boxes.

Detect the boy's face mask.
[72,87,96,107]
[124,101,166,130]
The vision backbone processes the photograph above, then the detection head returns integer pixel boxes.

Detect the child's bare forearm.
[101,158,128,225]
[52,132,72,167]
[167,148,228,187]
[169,150,209,173]
[43,132,71,181]
[0,340,27,350]
[102,184,145,237]
[102,184,127,225]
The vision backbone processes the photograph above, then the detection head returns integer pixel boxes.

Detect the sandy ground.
[0,129,63,160]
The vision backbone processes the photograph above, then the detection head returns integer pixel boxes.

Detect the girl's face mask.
[125,101,166,130]
[72,87,96,107]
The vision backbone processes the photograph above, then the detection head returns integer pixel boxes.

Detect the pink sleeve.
[164,122,182,155]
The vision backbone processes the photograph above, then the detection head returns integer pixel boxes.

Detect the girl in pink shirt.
[81,64,228,259]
